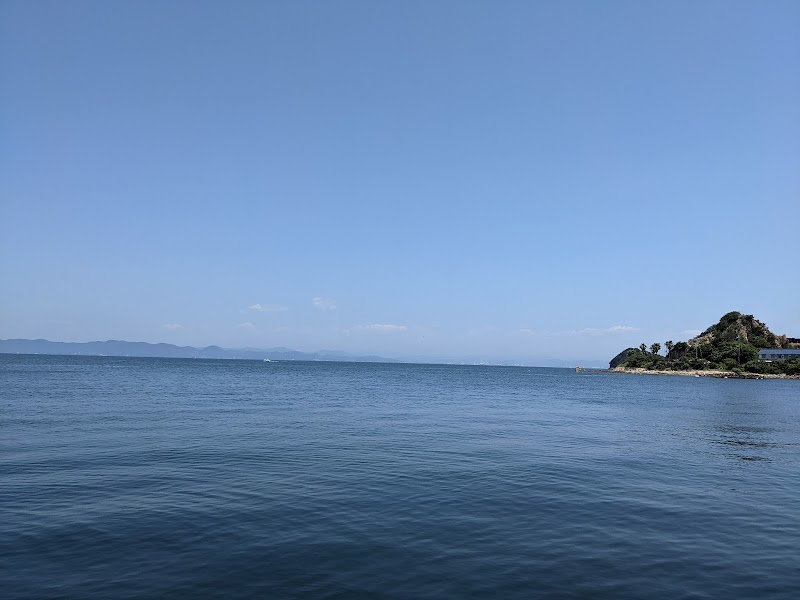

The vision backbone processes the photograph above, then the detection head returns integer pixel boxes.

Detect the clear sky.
[1,1,798,364]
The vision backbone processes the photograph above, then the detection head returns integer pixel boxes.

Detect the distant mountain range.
[0,338,610,369]
[0,339,396,363]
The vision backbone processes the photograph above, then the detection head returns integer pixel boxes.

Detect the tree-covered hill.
[611,312,800,375]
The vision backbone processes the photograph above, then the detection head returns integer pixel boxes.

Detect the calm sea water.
[1,354,799,599]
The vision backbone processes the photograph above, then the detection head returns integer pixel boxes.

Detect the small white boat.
[263,358,271,362]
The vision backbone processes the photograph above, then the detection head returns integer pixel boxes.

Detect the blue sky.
[1,1,798,364]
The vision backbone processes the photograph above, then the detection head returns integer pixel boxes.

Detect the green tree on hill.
[610,311,798,375]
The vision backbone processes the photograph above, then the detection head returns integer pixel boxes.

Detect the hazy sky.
[1,1,798,363]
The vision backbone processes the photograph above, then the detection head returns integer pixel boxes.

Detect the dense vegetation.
[611,312,800,376]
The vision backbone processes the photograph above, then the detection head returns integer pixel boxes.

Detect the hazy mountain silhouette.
[0,339,395,363]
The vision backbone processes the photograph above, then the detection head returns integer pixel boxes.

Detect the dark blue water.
[2,354,799,599]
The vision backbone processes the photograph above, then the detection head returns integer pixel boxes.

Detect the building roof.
[759,348,800,354]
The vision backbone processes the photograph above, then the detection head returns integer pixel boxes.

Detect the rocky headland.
[610,311,800,379]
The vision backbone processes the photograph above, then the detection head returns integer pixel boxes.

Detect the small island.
[610,312,800,379]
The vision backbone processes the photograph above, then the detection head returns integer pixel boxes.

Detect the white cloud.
[602,325,639,333]
[519,328,565,337]
[467,326,497,336]
[313,297,337,311]
[357,324,408,333]
[237,322,255,329]
[249,303,288,313]
[163,323,182,331]
[680,329,703,337]
[519,325,638,337]
[575,325,639,335]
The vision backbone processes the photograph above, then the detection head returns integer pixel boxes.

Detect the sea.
[1,353,799,599]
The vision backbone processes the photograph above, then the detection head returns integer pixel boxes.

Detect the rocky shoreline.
[612,367,800,380]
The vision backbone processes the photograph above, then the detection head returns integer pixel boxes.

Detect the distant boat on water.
[263,358,272,362]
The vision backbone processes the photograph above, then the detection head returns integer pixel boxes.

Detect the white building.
[758,348,800,361]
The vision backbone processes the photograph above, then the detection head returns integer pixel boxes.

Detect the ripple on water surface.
[1,355,799,599]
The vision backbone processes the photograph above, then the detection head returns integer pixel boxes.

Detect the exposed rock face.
[682,312,796,353]
[610,311,799,373]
